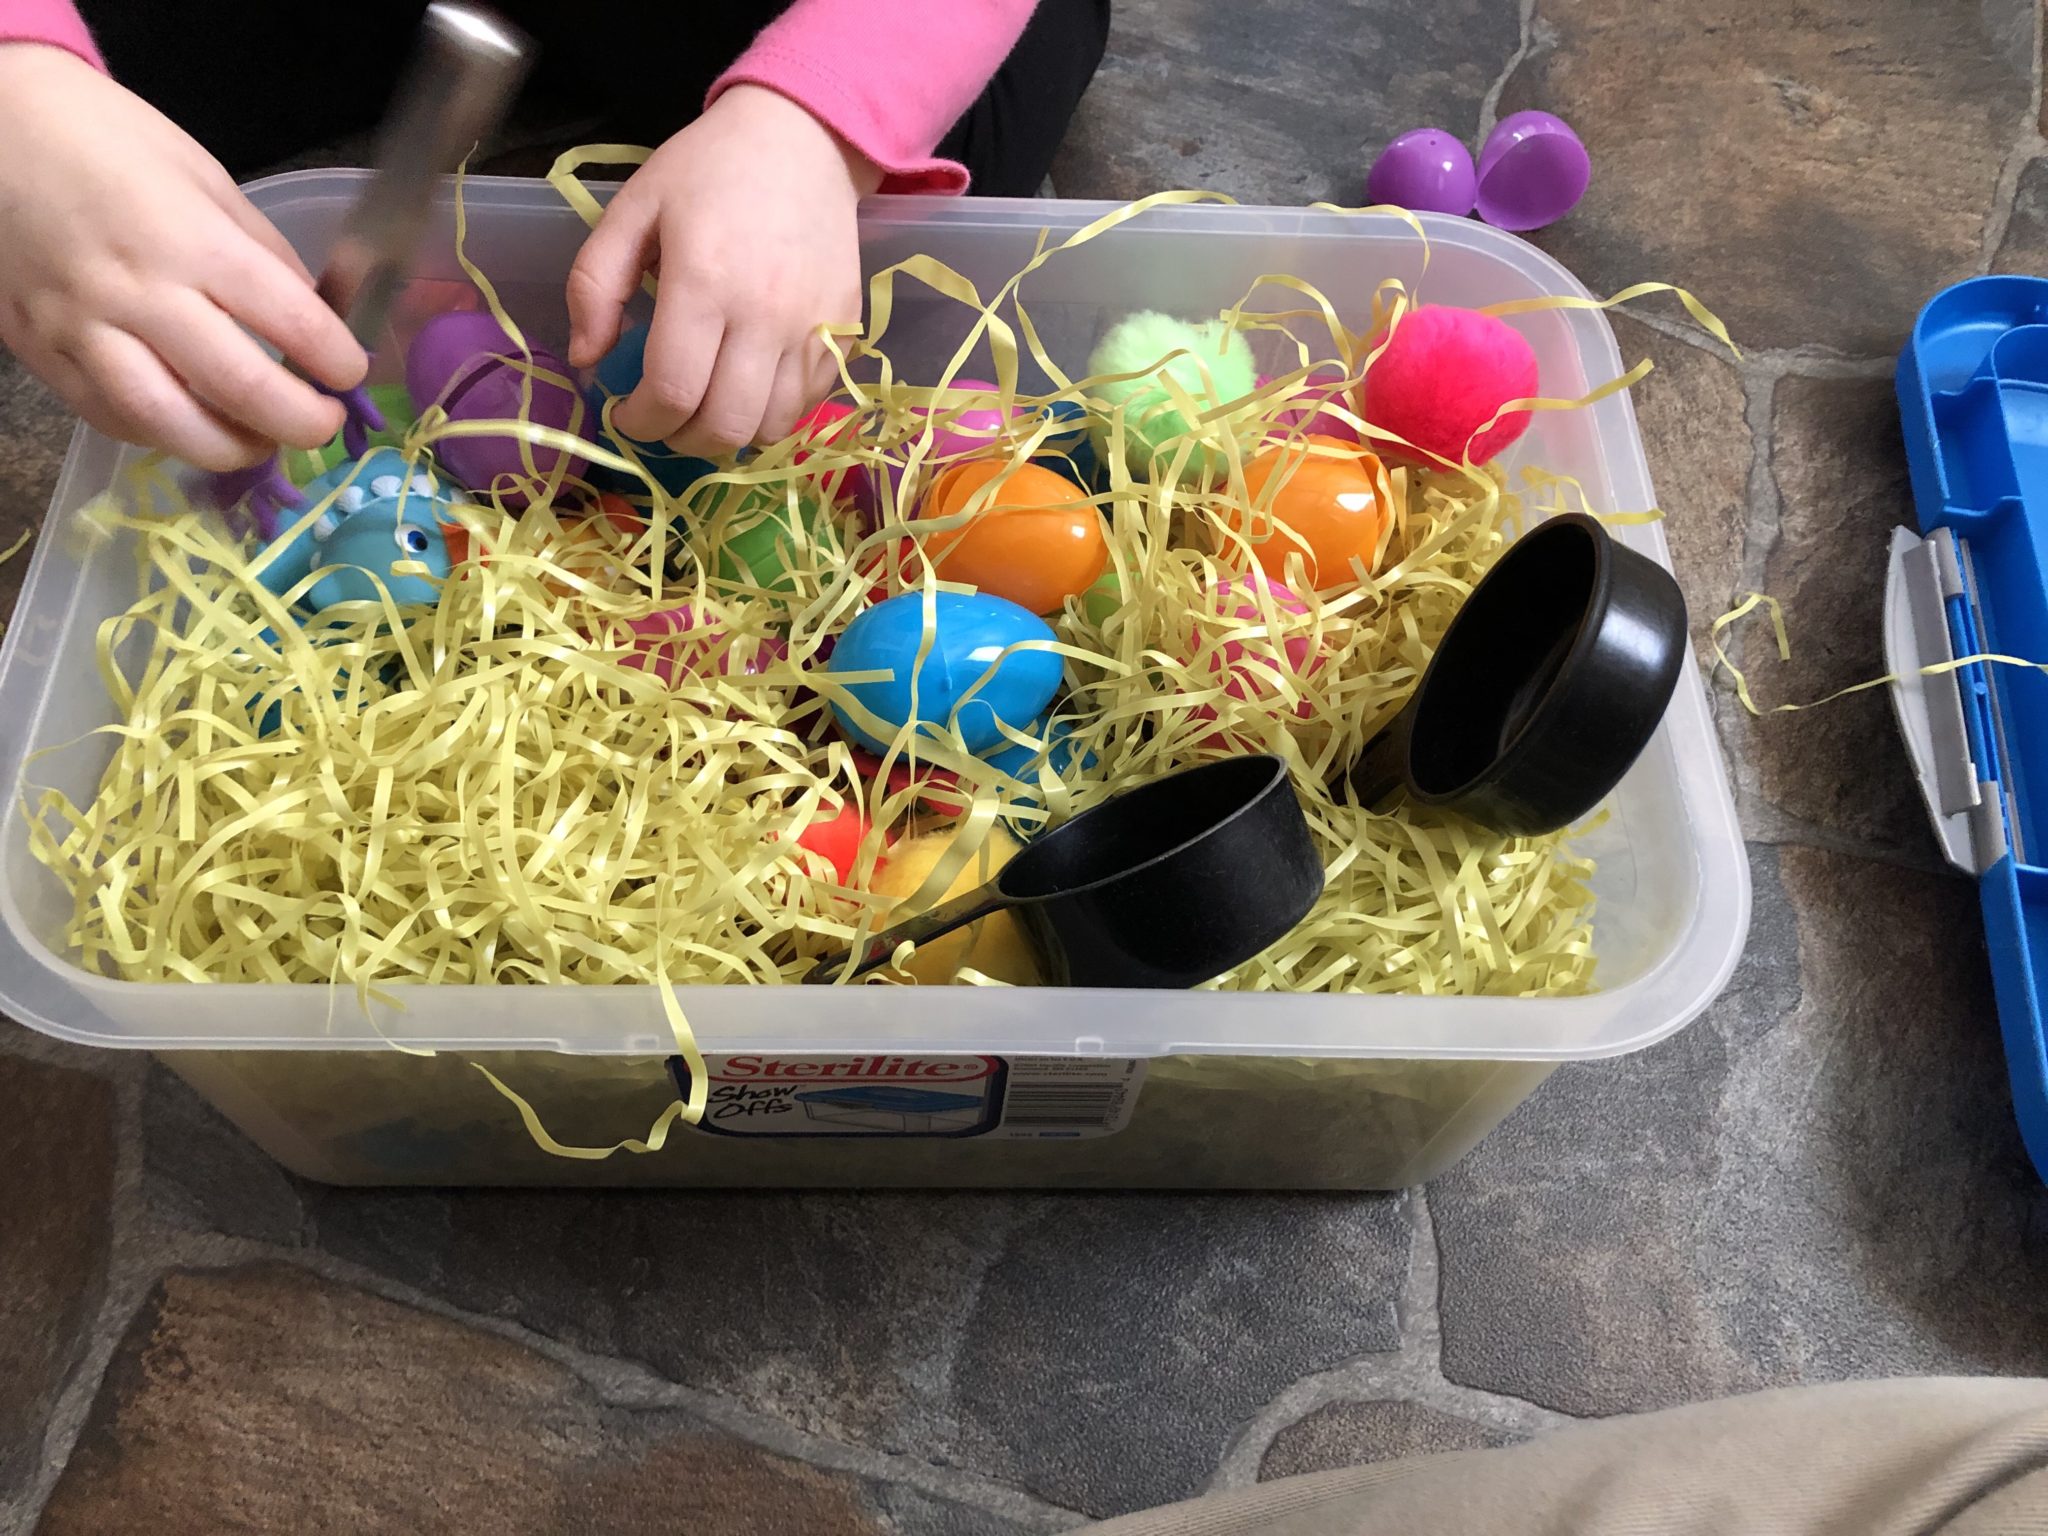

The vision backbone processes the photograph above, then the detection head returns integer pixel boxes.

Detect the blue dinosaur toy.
[256,448,463,614]
[246,449,464,736]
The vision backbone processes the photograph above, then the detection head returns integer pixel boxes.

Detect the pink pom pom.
[1359,305,1539,467]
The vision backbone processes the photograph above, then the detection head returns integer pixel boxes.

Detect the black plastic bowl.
[1347,513,1687,836]
[806,755,1324,989]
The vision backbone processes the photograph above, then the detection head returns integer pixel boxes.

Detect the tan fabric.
[1082,1379,2048,1536]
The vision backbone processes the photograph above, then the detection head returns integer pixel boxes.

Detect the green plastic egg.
[282,382,420,483]
[709,488,827,595]
[1081,570,1124,628]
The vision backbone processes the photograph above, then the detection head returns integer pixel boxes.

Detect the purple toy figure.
[194,381,388,540]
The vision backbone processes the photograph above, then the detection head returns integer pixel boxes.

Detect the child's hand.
[566,84,881,458]
[0,45,367,471]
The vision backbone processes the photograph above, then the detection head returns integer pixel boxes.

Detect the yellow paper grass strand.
[1712,590,2048,716]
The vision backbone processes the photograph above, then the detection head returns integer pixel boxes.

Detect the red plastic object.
[792,400,865,509]
[795,805,873,886]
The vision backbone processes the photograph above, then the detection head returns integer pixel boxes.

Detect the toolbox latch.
[1884,526,2007,874]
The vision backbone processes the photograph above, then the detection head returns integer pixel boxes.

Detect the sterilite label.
[671,1053,1145,1140]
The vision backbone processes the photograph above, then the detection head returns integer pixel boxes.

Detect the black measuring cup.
[805,755,1324,988]
[1346,513,1686,836]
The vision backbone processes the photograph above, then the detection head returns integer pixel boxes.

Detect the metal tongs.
[199,2,533,531]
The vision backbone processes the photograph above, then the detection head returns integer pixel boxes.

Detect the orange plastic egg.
[1229,435,1391,591]
[918,459,1107,615]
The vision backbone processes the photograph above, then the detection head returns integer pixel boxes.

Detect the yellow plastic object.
[867,826,1039,985]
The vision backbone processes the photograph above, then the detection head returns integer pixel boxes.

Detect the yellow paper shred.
[1712,589,2048,717]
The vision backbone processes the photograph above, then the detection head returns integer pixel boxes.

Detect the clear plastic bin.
[0,174,1749,1188]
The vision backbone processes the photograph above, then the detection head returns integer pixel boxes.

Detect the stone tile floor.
[6,0,2048,1530]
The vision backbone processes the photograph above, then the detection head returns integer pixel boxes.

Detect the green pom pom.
[1087,312,1256,482]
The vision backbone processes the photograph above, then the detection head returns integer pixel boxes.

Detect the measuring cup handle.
[1346,703,1415,809]
[803,887,1010,986]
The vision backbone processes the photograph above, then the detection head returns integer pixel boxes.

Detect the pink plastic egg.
[860,379,1025,525]
[1185,575,1323,747]
[613,608,789,687]
[924,380,1013,457]
[792,400,866,510]
[1202,575,1318,704]
[1256,367,1360,444]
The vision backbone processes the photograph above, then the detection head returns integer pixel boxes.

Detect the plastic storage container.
[0,173,1750,1188]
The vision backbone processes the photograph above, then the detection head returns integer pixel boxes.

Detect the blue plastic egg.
[827,591,1063,755]
[587,322,717,498]
[989,714,1098,837]
[986,712,1091,780]
[1035,398,1101,489]
[257,448,461,613]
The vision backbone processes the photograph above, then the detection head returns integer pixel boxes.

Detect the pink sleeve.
[0,0,105,69]
[707,0,1039,195]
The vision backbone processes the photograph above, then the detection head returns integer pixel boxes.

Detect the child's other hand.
[0,45,366,471]
[566,84,880,458]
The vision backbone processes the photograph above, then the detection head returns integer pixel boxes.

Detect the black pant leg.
[74,0,426,177]
[79,0,1106,197]
[504,0,1107,197]
[934,0,1111,196]
[498,0,796,146]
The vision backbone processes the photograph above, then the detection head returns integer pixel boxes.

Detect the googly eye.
[408,474,439,496]
[395,526,432,555]
[369,475,403,498]
[333,485,369,514]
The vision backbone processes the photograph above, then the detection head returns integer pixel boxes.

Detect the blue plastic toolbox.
[1894,274,2048,1180]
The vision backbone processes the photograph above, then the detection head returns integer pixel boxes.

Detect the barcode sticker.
[679,1053,1143,1140]
[987,1057,1144,1140]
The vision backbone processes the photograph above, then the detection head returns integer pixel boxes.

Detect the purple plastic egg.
[406,310,519,403]
[1475,111,1590,232]
[1366,128,1478,217]
[405,310,593,506]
